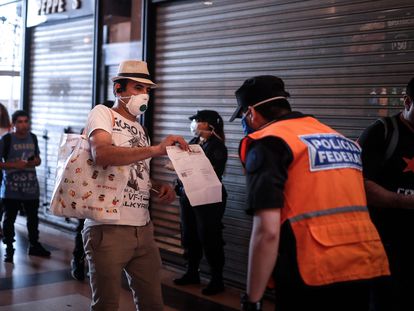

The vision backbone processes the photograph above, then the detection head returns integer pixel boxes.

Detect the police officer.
[173,110,228,296]
[230,75,389,311]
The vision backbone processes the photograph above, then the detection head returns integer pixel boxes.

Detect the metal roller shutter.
[29,17,94,222]
[150,0,414,286]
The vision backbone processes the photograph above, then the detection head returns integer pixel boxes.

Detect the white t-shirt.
[84,105,151,227]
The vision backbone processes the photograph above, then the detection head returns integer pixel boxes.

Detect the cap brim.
[229,105,243,122]
[188,114,198,120]
[111,76,157,88]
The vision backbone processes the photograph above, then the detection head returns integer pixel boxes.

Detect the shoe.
[71,259,85,281]
[202,280,225,296]
[28,243,51,257]
[173,272,200,285]
[4,247,14,263]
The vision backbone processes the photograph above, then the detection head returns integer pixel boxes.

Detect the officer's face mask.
[119,94,149,116]
[241,112,254,136]
[240,96,288,136]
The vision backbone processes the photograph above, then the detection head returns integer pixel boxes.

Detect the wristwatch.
[240,293,262,311]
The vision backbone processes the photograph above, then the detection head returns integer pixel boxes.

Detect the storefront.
[16,0,414,288]
[145,0,414,286]
[25,1,95,223]
[0,0,22,113]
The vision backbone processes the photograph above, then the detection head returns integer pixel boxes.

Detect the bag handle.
[109,108,115,127]
[82,106,115,136]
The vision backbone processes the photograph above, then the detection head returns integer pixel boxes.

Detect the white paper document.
[166,144,222,206]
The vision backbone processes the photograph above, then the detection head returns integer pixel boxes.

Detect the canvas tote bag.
[50,110,128,221]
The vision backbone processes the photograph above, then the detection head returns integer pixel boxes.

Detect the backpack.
[377,115,399,163]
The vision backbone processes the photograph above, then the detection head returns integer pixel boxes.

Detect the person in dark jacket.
[358,77,414,310]
[173,110,228,296]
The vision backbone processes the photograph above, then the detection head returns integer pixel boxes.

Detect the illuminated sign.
[27,0,92,27]
[37,0,82,15]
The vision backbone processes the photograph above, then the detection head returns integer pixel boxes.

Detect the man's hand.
[26,156,41,168]
[156,135,189,156]
[152,184,176,204]
[13,159,29,169]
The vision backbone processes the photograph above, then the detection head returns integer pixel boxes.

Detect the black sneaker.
[4,247,14,263]
[173,273,200,286]
[71,259,85,281]
[28,243,51,257]
[201,280,225,296]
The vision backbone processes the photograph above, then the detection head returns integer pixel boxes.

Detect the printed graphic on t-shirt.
[114,118,143,137]
[112,117,151,209]
[397,187,414,195]
[300,133,362,172]
[402,157,414,173]
[123,187,150,208]
[127,135,150,191]
[0,135,39,199]
[5,172,38,195]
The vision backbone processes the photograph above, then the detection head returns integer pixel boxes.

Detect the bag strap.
[82,107,115,136]
[30,132,39,156]
[378,115,399,162]
[109,109,115,127]
[2,133,11,161]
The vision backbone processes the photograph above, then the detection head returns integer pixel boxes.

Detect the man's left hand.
[153,184,176,204]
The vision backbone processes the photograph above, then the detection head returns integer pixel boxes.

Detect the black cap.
[230,75,290,122]
[189,110,223,129]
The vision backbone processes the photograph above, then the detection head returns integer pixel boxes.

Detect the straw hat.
[111,60,157,88]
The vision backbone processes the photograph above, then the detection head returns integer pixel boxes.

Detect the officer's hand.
[156,135,189,155]
[153,184,176,204]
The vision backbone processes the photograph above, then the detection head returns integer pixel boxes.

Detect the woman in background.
[0,103,10,136]
[174,110,228,296]
[0,103,10,237]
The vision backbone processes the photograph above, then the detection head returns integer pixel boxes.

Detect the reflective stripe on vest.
[239,116,390,285]
[289,205,368,223]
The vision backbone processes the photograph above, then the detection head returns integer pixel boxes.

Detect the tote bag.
[50,133,128,221]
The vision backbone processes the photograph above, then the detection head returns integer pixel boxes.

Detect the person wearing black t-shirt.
[173,110,228,296]
[358,77,414,311]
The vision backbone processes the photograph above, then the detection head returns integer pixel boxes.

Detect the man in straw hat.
[82,60,188,310]
[230,75,389,311]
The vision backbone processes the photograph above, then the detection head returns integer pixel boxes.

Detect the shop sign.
[27,0,93,27]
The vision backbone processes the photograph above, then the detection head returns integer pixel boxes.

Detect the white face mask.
[190,119,199,136]
[120,94,149,116]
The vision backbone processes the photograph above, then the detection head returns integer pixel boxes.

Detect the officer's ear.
[250,106,268,127]
[249,106,259,119]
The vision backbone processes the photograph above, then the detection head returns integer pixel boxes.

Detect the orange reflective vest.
[240,116,389,286]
